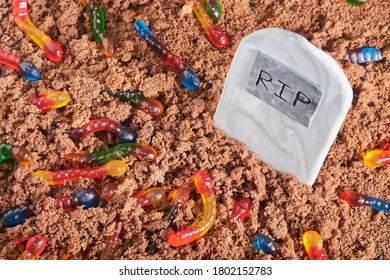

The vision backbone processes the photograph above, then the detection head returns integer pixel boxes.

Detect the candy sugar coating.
[31,90,71,110]
[253,234,282,260]
[166,187,190,225]
[193,0,228,48]
[33,160,127,185]
[64,143,157,165]
[102,89,164,116]
[0,49,41,81]
[12,0,63,62]
[14,234,47,260]
[168,171,216,247]
[80,0,115,57]
[345,47,383,64]
[301,231,327,260]
[3,205,35,227]
[134,20,200,91]
[361,149,390,168]
[135,187,166,207]
[0,143,34,165]
[100,215,123,260]
[204,0,222,22]
[344,0,367,6]
[232,197,252,220]
[339,190,390,214]
[67,118,137,143]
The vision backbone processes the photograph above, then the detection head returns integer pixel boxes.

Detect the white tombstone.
[213,28,353,186]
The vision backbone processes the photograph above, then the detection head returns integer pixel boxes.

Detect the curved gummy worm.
[344,0,367,6]
[193,0,228,48]
[345,47,383,64]
[2,189,97,226]
[31,90,71,110]
[33,160,127,185]
[168,171,216,247]
[80,0,115,57]
[134,20,200,91]
[135,187,166,207]
[166,187,190,225]
[102,89,164,116]
[12,0,63,62]
[339,190,389,214]
[361,149,390,168]
[203,0,222,22]
[14,234,47,260]
[253,234,282,260]
[0,49,40,81]
[67,118,137,143]
[232,197,252,220]
[2,205,35,227]
[0,143,34,165]
[100,215,123,260]
[64,143,157,165]
[301,231,327,260]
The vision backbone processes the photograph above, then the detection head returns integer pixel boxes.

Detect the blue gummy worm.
[75,189,98,209]
[19,61,41,81]
[3,205,35,227]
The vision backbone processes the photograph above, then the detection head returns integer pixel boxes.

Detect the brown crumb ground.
[0,0,389,260]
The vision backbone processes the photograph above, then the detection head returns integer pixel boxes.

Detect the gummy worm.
[102,89,164,116]
[345,47,383,64]
[2,205,35,227]
[168,171,216,247]
[193,0,228,48]
[134,20,200,91]
[301,231,327,260]
[361,149,390,168]
[0,49,41,81]
[232,197,252,220]
[67,118,137,143]
[14,234,47,260]
[165,186,190,225]
[53,189,98,212]
[339,190,389,214]
[98,183,118,207]
[135,187,166,207]
[203,0,222,22]
[33,160,127,185]
[343,0,367,6]
[60,251,84,260]
[253,234,282,260]
[0,143,34,165]
[31,90,71,110]
[100,215,123,260]
[80,0,115,57]
[2,189,98,226]
[12,0,63,62]
[64,143,157,165]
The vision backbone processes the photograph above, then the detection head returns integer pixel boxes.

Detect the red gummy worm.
[135,187,165,207]
[67,118,137,143]
[33,160,127,185]
[232,197,252,220]
[14,234,47,260]
[12,0,63,62]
